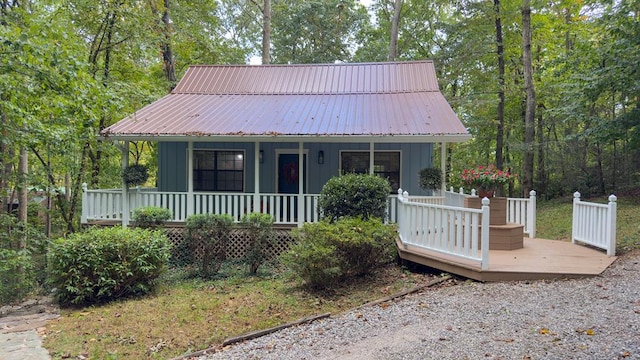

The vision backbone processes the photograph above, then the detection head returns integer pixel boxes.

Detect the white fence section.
[507,190,537,238]
[572,192,617,256]
[396,189,490,270]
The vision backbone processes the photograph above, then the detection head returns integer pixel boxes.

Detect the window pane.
[340,151,400,193]
[193,150,244,191]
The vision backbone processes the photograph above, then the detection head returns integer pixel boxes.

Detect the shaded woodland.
[1,0,638,232]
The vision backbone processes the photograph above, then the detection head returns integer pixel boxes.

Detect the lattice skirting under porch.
[164,227,296,266]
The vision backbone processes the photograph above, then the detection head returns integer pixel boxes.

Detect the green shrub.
[185,214,234,278]
[133,206,173,228]
[47,227,171,306]
[240,213,276,275]
[281,217,397,288]
[0,214,47,305]
[318,173,391,221]
[0,248,35,304]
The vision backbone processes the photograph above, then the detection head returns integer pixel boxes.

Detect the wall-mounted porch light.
[259,150,264,164]
[318,150,324,164]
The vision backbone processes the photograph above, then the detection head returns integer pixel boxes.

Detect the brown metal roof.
[102,61,470,143]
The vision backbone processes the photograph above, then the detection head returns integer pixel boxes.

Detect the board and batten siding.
[157,142,433,195]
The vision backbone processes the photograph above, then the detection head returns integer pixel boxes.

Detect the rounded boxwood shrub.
[419,167,442,191]
[281,217,397,288]
[133,206,173,228]
[318,173,391,221]
[47,227,171,306]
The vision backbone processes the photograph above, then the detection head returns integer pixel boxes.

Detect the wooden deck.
[396,237,618,282]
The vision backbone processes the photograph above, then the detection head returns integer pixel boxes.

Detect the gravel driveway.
[199,251,640,360]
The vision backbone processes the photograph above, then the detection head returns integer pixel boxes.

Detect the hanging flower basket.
[122,164,149,186]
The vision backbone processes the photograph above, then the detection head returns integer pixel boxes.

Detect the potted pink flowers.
[460,165,516,197]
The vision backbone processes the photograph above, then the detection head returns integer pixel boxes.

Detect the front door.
[277,153,307,194]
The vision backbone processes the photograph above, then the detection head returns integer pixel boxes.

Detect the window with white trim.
[340,151,400,192]
[193,150,244,191]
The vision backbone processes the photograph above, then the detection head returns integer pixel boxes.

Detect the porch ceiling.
[101,61,471,143]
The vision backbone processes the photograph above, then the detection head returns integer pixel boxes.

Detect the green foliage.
[184,214,234,278]
[47,227,171,306]
[240,213,276,275]
[318,173,391,221]
[122,164,149,186]
[0,215,48,305]
[419,167,442,191]
[281,217,397,288]
[133,206,173,228]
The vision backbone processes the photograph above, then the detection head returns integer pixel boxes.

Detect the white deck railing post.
[606,195,617,256]
[81,183,88,224]
[480,197,490,270]
[528,190,537,238]
[571,192,581,245]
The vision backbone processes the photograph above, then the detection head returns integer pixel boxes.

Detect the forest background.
[1,0,638,234]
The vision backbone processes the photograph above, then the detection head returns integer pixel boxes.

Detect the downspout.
[121,141,129,228]
[298,141,304,228]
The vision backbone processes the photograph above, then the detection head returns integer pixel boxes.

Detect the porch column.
[254,142,260,213]
[121,141,129,228]
[298,141,304,228]
[369,141,375,175]
[440,142,447,192]
[187,141,194,218]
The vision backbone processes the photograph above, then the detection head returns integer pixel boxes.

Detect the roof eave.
[99,133,472,143]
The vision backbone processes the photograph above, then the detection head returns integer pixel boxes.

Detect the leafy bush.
[318,173,391,221]
[0,214,47,305]
[240,213,275,274]
[281,217,397,288]
[0,249,35,304]
[185,214,234,278]
[122,164,149,186]
[133,206,173,228]
[47,227,171,306]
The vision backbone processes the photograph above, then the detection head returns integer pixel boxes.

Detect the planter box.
[464,196,507,226]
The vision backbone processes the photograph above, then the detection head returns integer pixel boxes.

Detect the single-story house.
[91,60,470,226]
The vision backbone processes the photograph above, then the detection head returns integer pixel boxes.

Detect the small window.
[193,150,244,191]
[340,151,400,192]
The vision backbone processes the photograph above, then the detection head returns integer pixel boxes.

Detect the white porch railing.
[397,189,490,270]
[81,185,324,225]
[572,192,617,256]
[437,187,537,238]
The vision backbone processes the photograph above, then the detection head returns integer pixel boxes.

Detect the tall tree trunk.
[262,0,271,64]
[388,0,402,61]
[161,0,176,87]
[521,0,536,195]
[18,147,28,229]
[536,108,546,194]
[494,0,505,170]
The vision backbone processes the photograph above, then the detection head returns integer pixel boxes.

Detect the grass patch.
[537,192,640,253]
[43,262,439,359]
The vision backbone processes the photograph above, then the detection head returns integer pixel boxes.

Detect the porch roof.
[101,61,471,143]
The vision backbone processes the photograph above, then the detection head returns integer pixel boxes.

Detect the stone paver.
[0,329,51,360]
